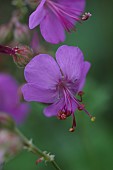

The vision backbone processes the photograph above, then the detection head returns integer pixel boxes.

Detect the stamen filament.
[65,88,95,121]
[47,0,81,31]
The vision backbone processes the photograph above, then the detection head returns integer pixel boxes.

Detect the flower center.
[57,79,95,132]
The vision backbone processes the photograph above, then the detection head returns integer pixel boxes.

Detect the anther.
[78,104,85,111]
[57,111,67,120]
[60,113,67,120]
[77,91,84,102]
[69,127,75,132]
[91,116,96,122]
[78,91,84,96]
[81,12,92,21]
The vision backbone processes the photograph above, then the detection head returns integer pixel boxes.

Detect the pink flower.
[22,45,95,131]
[29,0,85,44]
[0,74,29,124]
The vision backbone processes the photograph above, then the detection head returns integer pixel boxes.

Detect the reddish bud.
[13,45,34,67]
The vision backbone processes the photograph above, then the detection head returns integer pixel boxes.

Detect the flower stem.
[15,128,62,170]
[0,45,15,56]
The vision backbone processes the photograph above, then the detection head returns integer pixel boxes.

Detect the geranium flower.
[22,45,95,131]
[29,0,85,44]
[0,74,29,124]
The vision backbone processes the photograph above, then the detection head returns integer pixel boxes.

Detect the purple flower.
[29,0,85,44]
[0,74,29,124]
[22,45,94,131]
[31,31,40,54]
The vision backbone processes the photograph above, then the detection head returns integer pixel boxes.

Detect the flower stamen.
[78,91,84,102]
[78,104,85,111]
[47,0,81,32]
[57,110,67,120]
[69,113,76,132]
[81,12,92,21]
[64,88,96,123]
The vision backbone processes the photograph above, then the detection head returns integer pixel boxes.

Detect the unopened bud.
[13,45,34,67]
[0,129,23,164]
[0,24,13,44]
[0,113,15,130]
[14,23,30,44]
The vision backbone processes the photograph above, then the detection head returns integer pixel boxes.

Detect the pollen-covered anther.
[78,104,85,111]
[57,111,67,120]
[81,12,92,21]
[91,116,96,122]
[69,127,75,132]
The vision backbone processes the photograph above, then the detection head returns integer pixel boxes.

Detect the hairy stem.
[15,128,62,170]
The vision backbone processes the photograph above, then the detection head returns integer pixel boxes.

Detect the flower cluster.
[0,0,95,169]
[0,0,93,132]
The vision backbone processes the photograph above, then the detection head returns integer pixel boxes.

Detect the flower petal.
[56,45,84,81]
[40,10,65,44]
[0,74,29,124]
[57,0,85,14]
[22,83,58,103]
[24,54,62,89]
[78,61,91,91]
[11,103,29,124]
[44,97,77,117]
[29,0,46,29]
[44,99,65,117]
[0,74,19,110]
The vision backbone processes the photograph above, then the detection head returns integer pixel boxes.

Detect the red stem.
[0,45,15,56]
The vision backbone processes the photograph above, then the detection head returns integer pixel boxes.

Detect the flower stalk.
[0,45,15,56]
[15,128,62,170]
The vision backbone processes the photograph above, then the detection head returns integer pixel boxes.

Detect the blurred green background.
[0,0,113,170]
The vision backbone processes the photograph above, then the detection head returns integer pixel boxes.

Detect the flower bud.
[14,23,30,44]
[0,24,13,44]
[0,129,23,164]
[13,45,34,67]
[0,113,15,130]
